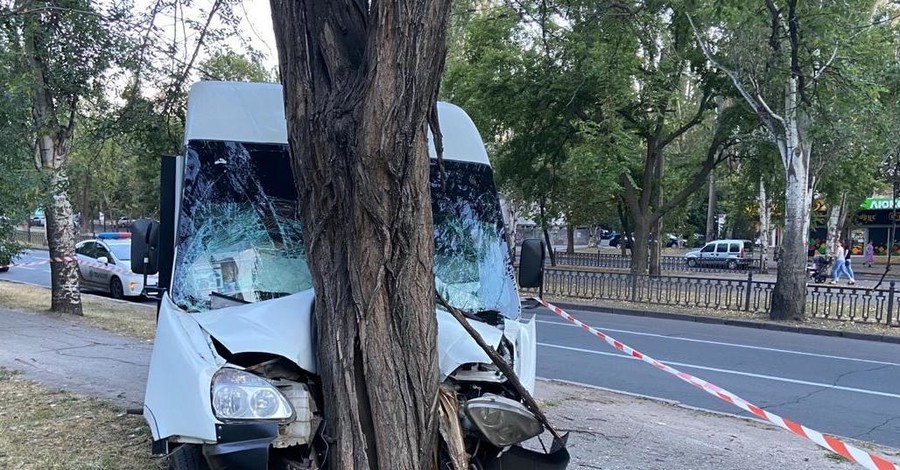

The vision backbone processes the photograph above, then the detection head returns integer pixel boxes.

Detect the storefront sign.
[860,198,900,210]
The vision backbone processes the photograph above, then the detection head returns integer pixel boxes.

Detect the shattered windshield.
[431,159,519,320]
[172,140,312,312]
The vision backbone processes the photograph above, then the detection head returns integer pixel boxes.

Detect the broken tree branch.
[435,291,563,444]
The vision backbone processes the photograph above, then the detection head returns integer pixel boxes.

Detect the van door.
[714,242,728,264]
[699,243,715,265]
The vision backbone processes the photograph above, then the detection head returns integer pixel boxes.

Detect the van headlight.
[211,368,294,422]
[464,394,544,447]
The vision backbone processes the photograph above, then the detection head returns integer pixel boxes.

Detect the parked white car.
[75,233,157,299]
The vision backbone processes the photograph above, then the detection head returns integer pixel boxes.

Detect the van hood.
[192,289,318,373]
[188,291,515,382]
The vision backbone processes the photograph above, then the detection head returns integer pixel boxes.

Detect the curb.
[550,300,900,344]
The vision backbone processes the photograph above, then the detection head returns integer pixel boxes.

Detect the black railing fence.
[552,251,763,273]
[532,268,898,326]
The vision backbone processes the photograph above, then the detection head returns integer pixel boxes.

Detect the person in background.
[843,241,856,285]
[864,241,875,268]
[831,241,854,285]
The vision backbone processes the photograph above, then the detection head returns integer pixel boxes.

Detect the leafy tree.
[689,0,897,319]
[0,56,40,267]
[0,0,128,314]
[199,50,273,82]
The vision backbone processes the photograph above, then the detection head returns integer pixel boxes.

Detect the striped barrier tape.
[534,297,898,470]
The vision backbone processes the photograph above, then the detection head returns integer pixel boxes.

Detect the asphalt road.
[2,248,156,305]
[6,248,900,449]
[533,305,900,448]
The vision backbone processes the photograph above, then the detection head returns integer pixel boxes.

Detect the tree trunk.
[45,167,82,315]
[631,218,650,275]
[770,77,811,321]
[539,200,556,266]
[271,1,450,468]
[706,171,717,241]
[649,151,664,277]
[758,179,770,274]
[22,3,82,315]
[543,226,556,266]
[566,224,575,255]
[826,195,844,255]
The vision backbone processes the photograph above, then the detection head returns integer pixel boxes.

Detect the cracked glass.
[431,159,519,320]
[172,141,312,312]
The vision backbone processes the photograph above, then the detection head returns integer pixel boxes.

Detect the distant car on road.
[684,239,754,270]
[75,233,157,299]
[666,233,687,248]
[0,253,10,273]
[115,217,132,228]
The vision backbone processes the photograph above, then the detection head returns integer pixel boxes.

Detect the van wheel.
[168,444,209,470]
[727,260,738,270]
[110,277,124,299]
[687,259,698,268]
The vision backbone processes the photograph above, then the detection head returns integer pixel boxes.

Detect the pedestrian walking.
[865,241,875,267]
[843,241,856,285]
[831,241,855,285]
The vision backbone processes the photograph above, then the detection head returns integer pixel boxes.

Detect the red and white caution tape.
[1,256,152,278]
[0,255,77,270]
[535,297,899,470]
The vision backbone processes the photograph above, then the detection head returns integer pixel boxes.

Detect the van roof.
[184,81,489,166]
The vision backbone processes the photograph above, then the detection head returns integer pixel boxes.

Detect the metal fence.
[552,252,763,273]
[534,268,898,326]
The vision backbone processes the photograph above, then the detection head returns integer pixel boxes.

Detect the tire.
[0,266,8,273]
[687,258,698,268]
[727,259,738,270]
[168,444,209,470]
[110,277,125,300]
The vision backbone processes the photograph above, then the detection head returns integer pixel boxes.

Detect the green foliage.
[200,51,273,82]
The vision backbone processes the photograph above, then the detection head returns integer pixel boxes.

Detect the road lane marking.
[538,342,900,400]
[536,319,900,367]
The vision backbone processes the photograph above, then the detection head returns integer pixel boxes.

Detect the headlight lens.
[465,394,544,447]
[211,368,294,422]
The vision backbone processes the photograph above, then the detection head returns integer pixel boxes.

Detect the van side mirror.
[131,218,160,275]
[518,239,545,290]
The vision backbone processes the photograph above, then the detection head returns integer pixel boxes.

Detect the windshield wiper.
[461,309,504,327]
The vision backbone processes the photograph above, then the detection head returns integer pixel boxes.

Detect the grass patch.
[0,281,156,341]
[0,373,162,470]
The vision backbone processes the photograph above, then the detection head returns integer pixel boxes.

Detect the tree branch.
[686,14,785,134]
[660,89,712,148]
[808,46,838,85]
[163,0,223,115]
[651,137,738,224]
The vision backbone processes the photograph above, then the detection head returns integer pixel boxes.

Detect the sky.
[234,0,278,70]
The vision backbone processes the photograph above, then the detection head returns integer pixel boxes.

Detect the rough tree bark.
[566,223,575,255]
[22,6,82,315]
[270,1,451,469]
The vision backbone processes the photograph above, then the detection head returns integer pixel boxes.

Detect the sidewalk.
[2,305,900,468]
[0,307,150,408]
